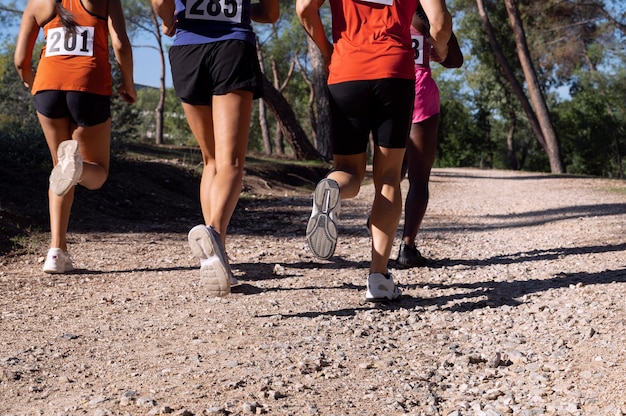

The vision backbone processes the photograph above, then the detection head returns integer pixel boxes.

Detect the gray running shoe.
[50,140,83,196]
[188,225,233,296]
[366,272,402,302]
[306,178,340,259]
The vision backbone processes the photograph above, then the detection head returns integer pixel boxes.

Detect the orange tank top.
[327,0,419,85]
[32,0,112,96]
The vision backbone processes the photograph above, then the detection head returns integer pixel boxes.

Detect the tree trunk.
[255,43,272,154]
[295,57,318,146]
[307,37,332,161]
[503,0,565,173]
[475,0,548,156]
[258,99,272,155]
[261,76,322,161]
[506,110,518,170]
[271,60,286,155]
[151,9,165,145]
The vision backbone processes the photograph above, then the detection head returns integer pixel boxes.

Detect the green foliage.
[555,70,626,178]
[110,55,142,154]
[132,86,192,145]
[0,42,50,169]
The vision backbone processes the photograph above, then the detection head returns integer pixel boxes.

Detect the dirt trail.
[1,168,626,415]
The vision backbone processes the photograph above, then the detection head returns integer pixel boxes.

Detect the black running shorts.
[33,90,111,127]
[328,78,415,155]
[169,39,264,105]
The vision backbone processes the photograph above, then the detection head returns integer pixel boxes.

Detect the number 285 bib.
[185,0,243,23]
[45,26,95,57]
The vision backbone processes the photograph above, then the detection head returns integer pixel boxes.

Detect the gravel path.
[1,168,625,415]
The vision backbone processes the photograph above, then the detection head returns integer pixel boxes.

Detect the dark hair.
[55,0,77,33]
[416,4,430,33]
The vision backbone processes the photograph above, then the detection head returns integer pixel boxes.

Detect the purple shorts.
[412,68,440,124]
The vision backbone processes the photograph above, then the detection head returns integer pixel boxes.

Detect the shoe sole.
[50,140,83,196]
[306,179,340,259]
[188,225,231,297]
[395,255,430,269]
[365,293,402,303]
[43,266,74,274]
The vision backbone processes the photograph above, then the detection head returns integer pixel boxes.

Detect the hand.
[162,16,177,37]
[428,39,448,64]
[119,86,137,104]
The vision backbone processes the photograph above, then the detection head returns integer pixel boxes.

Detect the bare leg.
[72,119,112,190]
[181,90,253,245]
[38,114,110,252]
[370,146,405,274]
[402,114,439,246]
[327,153,367,199]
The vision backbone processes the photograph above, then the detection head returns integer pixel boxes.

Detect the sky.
[132,37,173,88]
[1,0,171,88]
[3,0,624,90]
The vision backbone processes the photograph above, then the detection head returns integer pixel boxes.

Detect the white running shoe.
[50,140,83,196]
[306,178,340,259]
[366,272,402,302]
[188,225,232,297]
[43,248,74,274]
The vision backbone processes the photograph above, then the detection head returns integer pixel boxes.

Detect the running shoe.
[188,225,233,297]
[43,248,74,274]
[396,242,429,268]
[49,140,83,196]
[365,272,402,302]
[306,178,340,259]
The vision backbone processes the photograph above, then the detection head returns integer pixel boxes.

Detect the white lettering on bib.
[411,34,425,65]
[45,26,95,57]
[185,0,243,23]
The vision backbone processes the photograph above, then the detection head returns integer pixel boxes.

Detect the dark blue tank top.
[173,0,255,46]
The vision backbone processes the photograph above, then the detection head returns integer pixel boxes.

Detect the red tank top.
[327,0,419,85]
[32,0,112,96]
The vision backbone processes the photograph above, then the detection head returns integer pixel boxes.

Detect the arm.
[296,0,332,71]
[251,0,280,24]
[108,0,136,104]
[14,0,53,89]
[440,32,463,68]
[420,0,452,63]
[152,0,177,37]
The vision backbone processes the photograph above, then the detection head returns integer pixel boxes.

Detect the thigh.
[72,119,112,171]
[212,90,253,167]
[328,81,372,156]
[406,115,439,180]
[371,78,415,149]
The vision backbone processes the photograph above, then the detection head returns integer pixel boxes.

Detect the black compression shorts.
[33,90,111,127]
[328,78,414,155]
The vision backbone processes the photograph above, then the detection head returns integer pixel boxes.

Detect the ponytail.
[416,4,430,33]
[55,0,77,33]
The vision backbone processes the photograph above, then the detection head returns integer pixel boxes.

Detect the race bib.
[411,34,424,65]
[358,0,394,6]
[45,26,95,57]
[185,0,243,23]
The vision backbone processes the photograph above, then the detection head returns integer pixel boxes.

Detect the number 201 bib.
[185,0,243,23]
[45,26,95,57]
